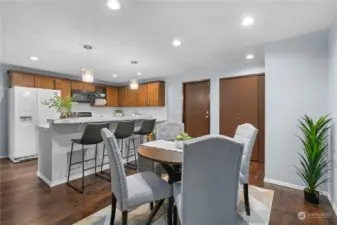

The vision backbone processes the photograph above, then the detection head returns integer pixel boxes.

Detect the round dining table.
[137,145,183,183]
[137,145,182,225]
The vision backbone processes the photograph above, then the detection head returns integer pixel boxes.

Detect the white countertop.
[47,115,166,124]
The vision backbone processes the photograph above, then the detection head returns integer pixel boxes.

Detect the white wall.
[328,18,337,207]
[265,30,330,189]
[165,64,265,134]
[0,16,6,157]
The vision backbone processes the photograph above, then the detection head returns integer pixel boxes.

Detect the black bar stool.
[67,122,110,193]
[100,120,136,173]
[130,119,156,167]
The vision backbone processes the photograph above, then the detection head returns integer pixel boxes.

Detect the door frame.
[219,73,265,162]
[182,79,211,135]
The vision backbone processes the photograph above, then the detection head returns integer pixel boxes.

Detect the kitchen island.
[37,116,164,187]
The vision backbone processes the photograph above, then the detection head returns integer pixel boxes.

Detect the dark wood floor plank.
[0,158,336,225]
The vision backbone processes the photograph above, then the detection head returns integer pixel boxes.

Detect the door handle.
[237,117,240,120]
[206,116,209,118]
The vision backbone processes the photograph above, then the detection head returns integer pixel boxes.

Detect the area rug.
[74,185,274,225]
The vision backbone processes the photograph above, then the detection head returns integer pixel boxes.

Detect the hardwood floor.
[0,159,336,225]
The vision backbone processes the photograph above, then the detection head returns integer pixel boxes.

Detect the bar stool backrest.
[137,119,156,135]
[114,121,135,139]
[80,123,110,145]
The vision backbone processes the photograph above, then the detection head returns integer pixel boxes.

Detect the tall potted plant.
[42,95,75,118]
[296,115,331,204]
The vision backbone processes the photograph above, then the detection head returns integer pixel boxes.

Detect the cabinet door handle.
[144,100,146,105]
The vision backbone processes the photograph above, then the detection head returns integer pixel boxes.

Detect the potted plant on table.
[42,95,75,119]
[295,115,331,204]
[175,132,192,149]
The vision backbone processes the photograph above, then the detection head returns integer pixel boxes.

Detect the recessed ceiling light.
[172,39,182,47]
[246,54,254,60]
[137,72,142,76]
[107,0,121,10]
[242,17,255,26]
[30,56,38,61]
[113,74,117,77]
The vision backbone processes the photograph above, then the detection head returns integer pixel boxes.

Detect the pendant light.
[130,79,139,89]
[82,45,94,83]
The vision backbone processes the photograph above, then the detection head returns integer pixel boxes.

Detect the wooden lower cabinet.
[55,79,71,99]
[35,76,55,89]
[9,71,35,88]
[106,87,118,107]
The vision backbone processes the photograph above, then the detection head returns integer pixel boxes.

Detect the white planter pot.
[175,140,184,149]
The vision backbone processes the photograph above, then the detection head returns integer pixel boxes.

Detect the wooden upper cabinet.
[106,87,118,107]
[137,84,148,107]
[128,88,138,107]
[147,82,165,106]
[71,81,95,92]
[118,86,128,107]
[71,81,84,90]
[35,76,55,89]
[117,81,165,107]
[9,71,35,88]
[83,83,95,92]
[55,79,71,99]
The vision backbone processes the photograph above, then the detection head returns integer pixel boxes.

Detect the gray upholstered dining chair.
[233,123,258,216]
[173,135,244,225]
[137,121,184,174]
[101,128,173,225]
[156,122,184,141]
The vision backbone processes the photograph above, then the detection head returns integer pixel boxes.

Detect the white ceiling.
[0,0,336,83]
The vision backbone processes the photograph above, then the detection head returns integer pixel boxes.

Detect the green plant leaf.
[296,114,331,193]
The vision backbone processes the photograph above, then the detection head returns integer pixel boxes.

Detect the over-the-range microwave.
[71,90,96,104]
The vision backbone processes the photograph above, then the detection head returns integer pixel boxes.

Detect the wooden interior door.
[258,76,265,162]
[219,75,262,162]
[35,76,55,89]
[137,84,148,106]
[183,80,210,137]
[55,79,71,99]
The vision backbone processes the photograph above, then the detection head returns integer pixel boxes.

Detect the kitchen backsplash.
[72,103,167,120]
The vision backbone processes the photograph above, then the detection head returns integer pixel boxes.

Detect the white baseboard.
[326,192,337,216]
[36,171,52,186]
[0,155,8,159]
[264,177,337,215]
[264,178,329,196]
[36,164,111,187]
